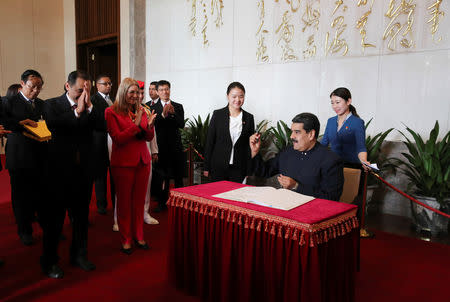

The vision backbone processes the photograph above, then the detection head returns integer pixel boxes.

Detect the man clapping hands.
[43,70,97,279]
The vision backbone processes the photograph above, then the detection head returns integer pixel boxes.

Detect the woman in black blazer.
[203,82,255,183]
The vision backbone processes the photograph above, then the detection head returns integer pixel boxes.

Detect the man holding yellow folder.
[2,70,47,247]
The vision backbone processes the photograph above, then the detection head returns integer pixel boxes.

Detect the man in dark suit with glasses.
[1,70,47,247]
[90,74,114,215]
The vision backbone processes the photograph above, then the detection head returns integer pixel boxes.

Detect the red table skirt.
[167,190,359,302]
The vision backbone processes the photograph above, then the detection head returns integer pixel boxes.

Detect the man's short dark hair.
[67,70,90,87]
[292,113,320,139]
[96,74,110,82]
[157,80,171,89]
[21,69,43,84]
[150,81,158,87]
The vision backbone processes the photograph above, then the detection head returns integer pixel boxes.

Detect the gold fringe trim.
[168,191,358,247]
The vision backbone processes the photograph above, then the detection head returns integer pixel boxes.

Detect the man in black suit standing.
[90,74,114,214]
[150,80,185,212]
[43,70,96,278]
[145,81,162,206]
[2,70,47,246]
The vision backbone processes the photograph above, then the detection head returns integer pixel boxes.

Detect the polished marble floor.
[366,213,450,245]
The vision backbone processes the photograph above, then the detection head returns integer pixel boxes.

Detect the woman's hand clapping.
[147,110,157,128]
[135,108,143,126]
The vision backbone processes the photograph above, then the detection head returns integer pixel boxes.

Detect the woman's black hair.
[226,82,245,95]
[330,87,359,117]
[6,84,21,98]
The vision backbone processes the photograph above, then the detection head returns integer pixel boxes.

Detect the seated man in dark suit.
[249,113,344,201]
[90,74,114,214]
[43,70,96,278]
[150,80,185,212]
[2,70,47,246]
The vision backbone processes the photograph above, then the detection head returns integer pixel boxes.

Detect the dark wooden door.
[75,0,120,100]
[77,39,119,100]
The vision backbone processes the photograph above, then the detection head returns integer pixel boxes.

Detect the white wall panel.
[148,0,172,74]
[271,61,321,124]
[377,50,450,140]
[318,56,380,132]
[233,0,275,66]
[232,64,275,124]
[147,0,450,139]
[170,0,201,71]
[420,0,450,51]
[0,0,66,99]
[195,68,233,116]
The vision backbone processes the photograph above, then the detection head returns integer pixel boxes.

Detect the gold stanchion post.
[360,170,374,238]
[188,144,193,186]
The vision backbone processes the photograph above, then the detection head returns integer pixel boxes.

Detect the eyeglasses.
[98,82,113,86]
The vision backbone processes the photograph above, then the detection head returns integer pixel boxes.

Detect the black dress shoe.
[137,243,150,250]
[19,234,34,246]
[134,240,150,250]
[97,207,107,215]
[121,247,133,255]
[71,257,96,271]
[42,264,64,279]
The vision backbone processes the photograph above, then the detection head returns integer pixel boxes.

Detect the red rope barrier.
[184,146,450,220]
[371,172,450,219]
[183,146,205,161]
[192,147,205,161]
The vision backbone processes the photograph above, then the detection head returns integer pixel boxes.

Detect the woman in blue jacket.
[321,87,370,215]
[321,87,369,168]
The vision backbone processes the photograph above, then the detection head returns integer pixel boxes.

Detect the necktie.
[105,95,113,106]
[29,100,35,109]
[72,104,78,110]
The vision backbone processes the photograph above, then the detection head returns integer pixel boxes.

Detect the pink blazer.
[105,107,154,167]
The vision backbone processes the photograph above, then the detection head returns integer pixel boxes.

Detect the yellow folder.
[22,120,52,142]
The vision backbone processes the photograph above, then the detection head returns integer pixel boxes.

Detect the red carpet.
[0,159,449,302]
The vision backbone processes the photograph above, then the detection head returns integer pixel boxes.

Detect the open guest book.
[22,121,52,142]
[213,186,315,211]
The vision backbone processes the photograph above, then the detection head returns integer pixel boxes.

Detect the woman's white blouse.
[228,111,243,164]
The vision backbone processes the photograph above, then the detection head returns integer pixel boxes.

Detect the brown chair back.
[339,168,361,203]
